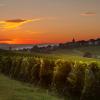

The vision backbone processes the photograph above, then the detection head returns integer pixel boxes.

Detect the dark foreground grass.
[0,74,62,100]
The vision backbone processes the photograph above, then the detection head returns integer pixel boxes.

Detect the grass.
[52,45,100,56]
[0,74,62,100]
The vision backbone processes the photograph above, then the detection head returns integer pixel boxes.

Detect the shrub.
[10,57,23,79]
[67,61,87,99]
[53,59,72,95]
[39,58,55,88]
[0,56,13,75]
[29,57,41,85]
[81,62,100,100]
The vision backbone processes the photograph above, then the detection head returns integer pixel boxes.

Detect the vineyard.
[0,53,100,100]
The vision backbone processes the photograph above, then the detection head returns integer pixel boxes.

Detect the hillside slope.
[0,74,62,100]
[52,46,100,56]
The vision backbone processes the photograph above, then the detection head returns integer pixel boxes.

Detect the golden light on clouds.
[0,18,41,29]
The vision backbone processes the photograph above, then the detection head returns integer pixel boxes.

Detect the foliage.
[53,59,72,95]
[0,53,100,100]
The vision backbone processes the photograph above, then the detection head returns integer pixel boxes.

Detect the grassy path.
[0,74,62,100]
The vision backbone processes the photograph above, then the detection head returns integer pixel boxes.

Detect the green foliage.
[39,59,55,88]
[53,60,72,95]
[81,62,100,100]
[0,53,100,100]
[29,58,41,84]
[67,61,87,99]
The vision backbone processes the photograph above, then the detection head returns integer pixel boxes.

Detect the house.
[88,38,100,46]
[63,38,100,48]
[95,38,100,45]
[88,39,96,45]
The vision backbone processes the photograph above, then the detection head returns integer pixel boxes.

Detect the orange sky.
[0,0,99,44]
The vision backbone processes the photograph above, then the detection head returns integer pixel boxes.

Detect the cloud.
[0,38,12,43]
[5,19,27,23]
[0,18,41,29]
[0,38,13,44]
[80,11,96,16]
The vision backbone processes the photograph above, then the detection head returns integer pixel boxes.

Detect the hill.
[0,74,62,100]
[52,46,100,56]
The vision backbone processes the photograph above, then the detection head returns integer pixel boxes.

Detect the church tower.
[72,38,75,43]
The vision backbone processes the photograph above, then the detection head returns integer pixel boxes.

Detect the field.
[0,46,100,100]
[0,74,61,100]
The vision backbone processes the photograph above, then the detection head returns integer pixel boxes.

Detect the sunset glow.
[0,0,99,44]
[0,18,41,29]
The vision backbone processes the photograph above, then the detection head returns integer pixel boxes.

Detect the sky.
[0,0,100,44]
